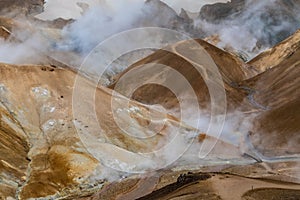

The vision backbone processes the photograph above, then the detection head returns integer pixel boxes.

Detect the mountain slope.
[0,62,243,199]
[248,29,300,74]
[240,41,300,156]
[110,39,253,113]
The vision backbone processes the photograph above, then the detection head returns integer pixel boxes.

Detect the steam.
[1,0,299,65]
[57,0,300,62]
[0,0,147,66]
[36,0,104,20]
[196,0,300,59]
[0,0,295,150]
[0,38,38,64]
[0,31,51,64]
[60,1,145,53]
[1,0,298,184]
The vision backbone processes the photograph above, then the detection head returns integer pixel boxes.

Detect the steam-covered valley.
[0,0,299,199]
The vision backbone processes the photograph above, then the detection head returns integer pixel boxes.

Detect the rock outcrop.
[0,0,45,17]
[248,30,300,74]
[199,0,300,47]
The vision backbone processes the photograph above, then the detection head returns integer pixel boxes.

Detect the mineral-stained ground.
[0,0,299,199]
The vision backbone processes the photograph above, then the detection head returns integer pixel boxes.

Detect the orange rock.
[198,133,206,142]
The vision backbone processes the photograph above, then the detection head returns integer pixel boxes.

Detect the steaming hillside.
[0,33,300,199]
[0,61,249,199]
[110,32,300,157]
[1,0,300,65]
[0,0,299,199]
[109,39,253,111]
[23,0,300,60]
[198,0,300,57]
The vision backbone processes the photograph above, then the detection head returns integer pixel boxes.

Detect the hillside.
[0,0,299,199]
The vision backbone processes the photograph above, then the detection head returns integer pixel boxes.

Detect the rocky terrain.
[0,0,44,17]
[0,0,299,199]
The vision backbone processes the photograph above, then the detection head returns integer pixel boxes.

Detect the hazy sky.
[36,0,103,20]
[36,0,229,20]
[161,0,229,13]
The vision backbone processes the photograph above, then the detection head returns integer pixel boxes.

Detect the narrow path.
[230,82,270,111]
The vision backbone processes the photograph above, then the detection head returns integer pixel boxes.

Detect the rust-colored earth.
[0,1,299,199]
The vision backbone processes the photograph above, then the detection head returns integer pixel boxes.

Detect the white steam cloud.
[196,0,300,59]
[60,1,145,53]
[1,0,299,64]
[0,30,52,64]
